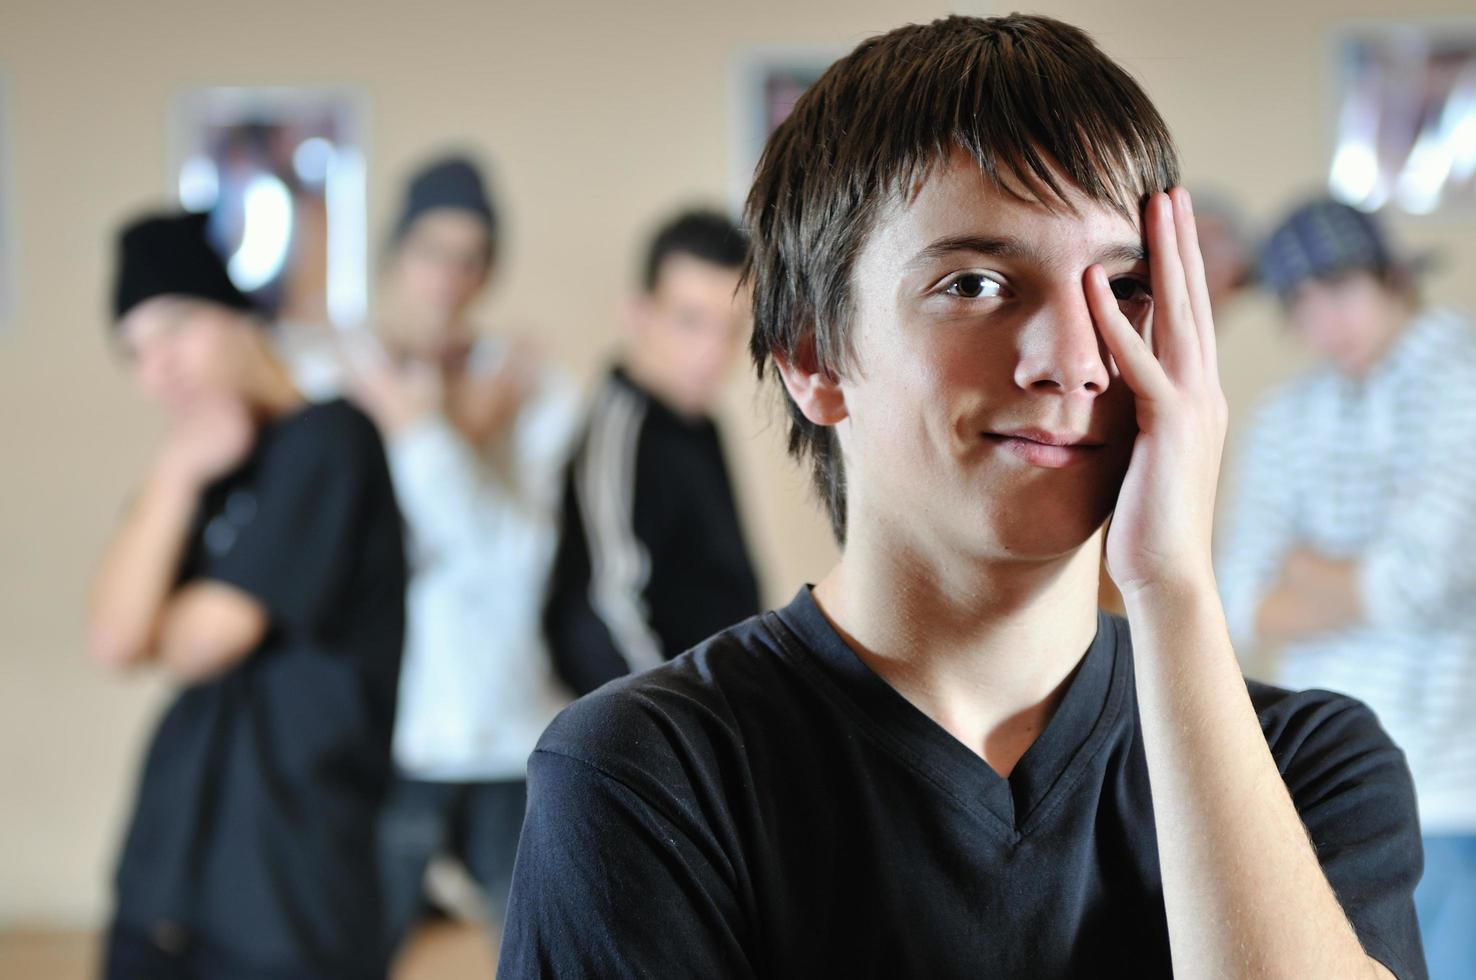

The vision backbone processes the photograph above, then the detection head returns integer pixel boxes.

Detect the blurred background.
[1,0,1473,976]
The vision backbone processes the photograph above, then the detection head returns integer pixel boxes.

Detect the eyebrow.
[911,234,1147,269]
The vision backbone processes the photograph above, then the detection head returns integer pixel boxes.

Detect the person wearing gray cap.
[339,154,581,959]
[1218,197,1475,978]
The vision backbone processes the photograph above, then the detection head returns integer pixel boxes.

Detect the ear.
[773,333,847,427]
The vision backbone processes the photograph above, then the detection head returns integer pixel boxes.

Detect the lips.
[983,427,1104,468]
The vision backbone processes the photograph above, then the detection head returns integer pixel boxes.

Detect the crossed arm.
[1255,549,1363,649]
[87,460,266,684]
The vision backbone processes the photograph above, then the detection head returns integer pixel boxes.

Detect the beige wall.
[2,0,1472,926]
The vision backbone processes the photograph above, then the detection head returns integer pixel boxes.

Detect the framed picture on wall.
[170,87,368,329]
[1329,20,1476,216]
[729,46,843,210]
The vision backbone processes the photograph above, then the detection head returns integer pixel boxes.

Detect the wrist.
[149,452,208,498]
[1118,566,1221,620]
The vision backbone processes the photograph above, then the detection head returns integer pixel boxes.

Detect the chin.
[994,518,1105,563]
[963,483,1115,563]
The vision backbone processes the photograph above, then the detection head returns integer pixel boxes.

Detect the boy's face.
[117,296,257,415]
[390,208,493,340]
[630,253,750,416]
[837,152,1148,561]
[1285,271,1405,378]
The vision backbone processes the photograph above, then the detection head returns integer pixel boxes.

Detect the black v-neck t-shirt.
[501,588,1426,979]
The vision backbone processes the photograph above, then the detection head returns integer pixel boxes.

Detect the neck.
[379,300,473,365]
[621,353,701,419]
[240,335,305,420]
[813,518,1104,776]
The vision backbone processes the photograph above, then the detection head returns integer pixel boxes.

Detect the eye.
[943,272,1004,299]
[1109,277,1152,305]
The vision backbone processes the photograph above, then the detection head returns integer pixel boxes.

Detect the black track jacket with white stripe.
[544,366,761,696]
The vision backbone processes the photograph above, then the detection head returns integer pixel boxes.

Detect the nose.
[1012,291,1111,395]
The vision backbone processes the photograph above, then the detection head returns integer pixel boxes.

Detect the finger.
[1086,265,1171,401]
[1145,193,1201,380]
[1169,188,1219,376]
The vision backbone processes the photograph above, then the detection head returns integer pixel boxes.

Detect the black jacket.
[544,366,761,696]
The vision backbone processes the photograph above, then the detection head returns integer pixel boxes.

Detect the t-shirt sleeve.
[203,405,386,638]
[499,700,756,979]
[1257,686,1428,980]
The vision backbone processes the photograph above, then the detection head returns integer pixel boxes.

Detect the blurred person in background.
[1218,197,1474,978]
[88,211,406,980]
[342,155,582,955]
[542,208,761,697]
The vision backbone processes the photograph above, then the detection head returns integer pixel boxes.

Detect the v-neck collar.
[769,586,1129,841]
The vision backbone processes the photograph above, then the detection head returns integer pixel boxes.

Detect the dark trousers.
[377,777,528,956]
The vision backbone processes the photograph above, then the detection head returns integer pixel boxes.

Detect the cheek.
[1294,314,1341,355]
[185,331,241,388]
[1348,308,1390,352]
[406,259,456,298]
[451,265,484,298]
[850,349,963,465]
[131,359,168,400]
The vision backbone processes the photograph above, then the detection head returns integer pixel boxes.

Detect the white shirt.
[1218,309,1476,833]
[282,330,581,781]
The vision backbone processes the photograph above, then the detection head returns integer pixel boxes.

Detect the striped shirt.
[1217,309,1476,833]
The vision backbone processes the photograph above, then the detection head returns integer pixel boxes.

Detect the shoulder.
[577,369,653,450]
[1245,680,1412,786]
[535,613,789,784]
[1417,308,1476,358]
[1417,310,1476,396]
[269,399,384,462]
[253,401,391,505]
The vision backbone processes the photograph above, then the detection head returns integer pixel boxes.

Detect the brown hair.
[743,13,1180,543]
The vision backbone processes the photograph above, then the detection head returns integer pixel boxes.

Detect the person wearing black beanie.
[90,209,407,979]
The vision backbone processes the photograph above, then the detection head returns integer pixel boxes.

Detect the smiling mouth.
[982,429,1104,468]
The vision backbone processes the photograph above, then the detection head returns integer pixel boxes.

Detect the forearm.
[87,463,200,669]
[152,583,265,684]
[1126,580,1383,979]
[1254,554,1363,649]
[1254,582,1349,648]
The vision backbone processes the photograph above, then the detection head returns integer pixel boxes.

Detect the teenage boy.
[502,16,1424,979]
[1220,198,1475,978]
[343,156,581,948]
[542,209,760,696]
[89,212,405,979]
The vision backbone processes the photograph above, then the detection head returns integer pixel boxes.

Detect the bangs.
[876,19,1179,224]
